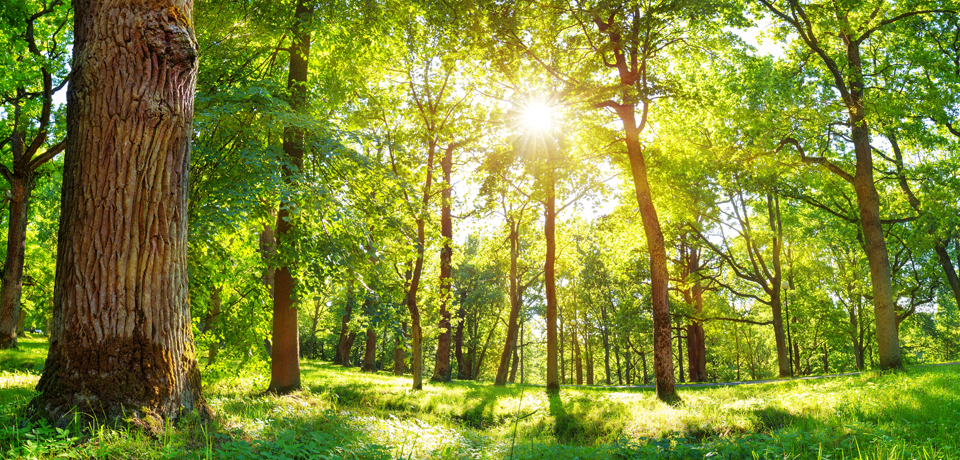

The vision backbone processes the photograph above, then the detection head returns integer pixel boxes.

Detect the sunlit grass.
[2,338,958,459]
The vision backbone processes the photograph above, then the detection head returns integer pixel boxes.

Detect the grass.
[2,335,958,459]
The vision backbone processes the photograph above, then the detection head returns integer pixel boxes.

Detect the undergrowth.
[2,335,958,459]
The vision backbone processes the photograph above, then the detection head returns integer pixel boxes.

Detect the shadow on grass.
[548,393,588,443]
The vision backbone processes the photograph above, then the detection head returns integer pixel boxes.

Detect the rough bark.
[267,0,313,395]
[32,0,210,424]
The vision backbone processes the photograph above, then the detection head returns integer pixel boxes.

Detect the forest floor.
[2,335,958,459]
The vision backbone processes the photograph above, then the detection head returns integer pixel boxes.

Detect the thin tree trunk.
[394,322,406,375]
[574,323,583,385]
[495,221,522,386]
[600,304,612,385]
[32,0,210,422]
[640,349,649,385]
[677,326,684,384]
[432,144,455,382]
[204,286,222,366]
[508,345,519,383]
[586,338,594,385]
[454,293,466,379]
[544,156,559,393]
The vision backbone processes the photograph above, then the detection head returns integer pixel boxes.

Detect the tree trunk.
[519,320,525,384]
[574,324,583,385]
[454,291,467,379]
[640,349,649,385]
[600,304,612,385]
[267,0,313,395]
[432,145,455,382]
[559,308,565,385]
[508,344,519,383]
[362,328,376,372]
[204,285,222,366]
[586,339,594,385]
[335,294,354,365]
[495,221,522,386]
[16,308,26,336]
[620,108,676,401]
[676,326,684,384]
[846,36,901,370]
[394,322,406,375]
[32,0,210,423]
[544,156,559,394]
[0,173,34,349]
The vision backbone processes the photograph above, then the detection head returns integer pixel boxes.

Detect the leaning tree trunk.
[32,0,210,424]
[620,107,677,401]
[0,173,34,349]
[267,0,313,395]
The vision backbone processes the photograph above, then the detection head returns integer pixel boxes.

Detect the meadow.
[2,335,958,459]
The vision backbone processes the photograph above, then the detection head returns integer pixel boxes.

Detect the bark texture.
[32,0,210,424]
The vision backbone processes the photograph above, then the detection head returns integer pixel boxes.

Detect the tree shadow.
[548,393,587,443]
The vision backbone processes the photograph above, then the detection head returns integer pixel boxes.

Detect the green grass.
[2,336,958,459]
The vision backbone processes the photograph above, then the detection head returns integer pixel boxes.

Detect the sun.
[521,100,553,132]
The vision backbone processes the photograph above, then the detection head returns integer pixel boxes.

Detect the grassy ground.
[2,335,958,459]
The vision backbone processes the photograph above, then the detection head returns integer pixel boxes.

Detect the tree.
[266,0,314,395]
[0,0,69,349]
[31,0,211,424]
[758,0,956,370]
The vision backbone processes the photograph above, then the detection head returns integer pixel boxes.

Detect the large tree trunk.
[0,173,34,349]
[495,221,522,386]
[432,145,455,382]
[267,0,313,394]
[32,0,210,424]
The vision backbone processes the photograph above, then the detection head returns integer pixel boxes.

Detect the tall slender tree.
[268,0,313,394]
